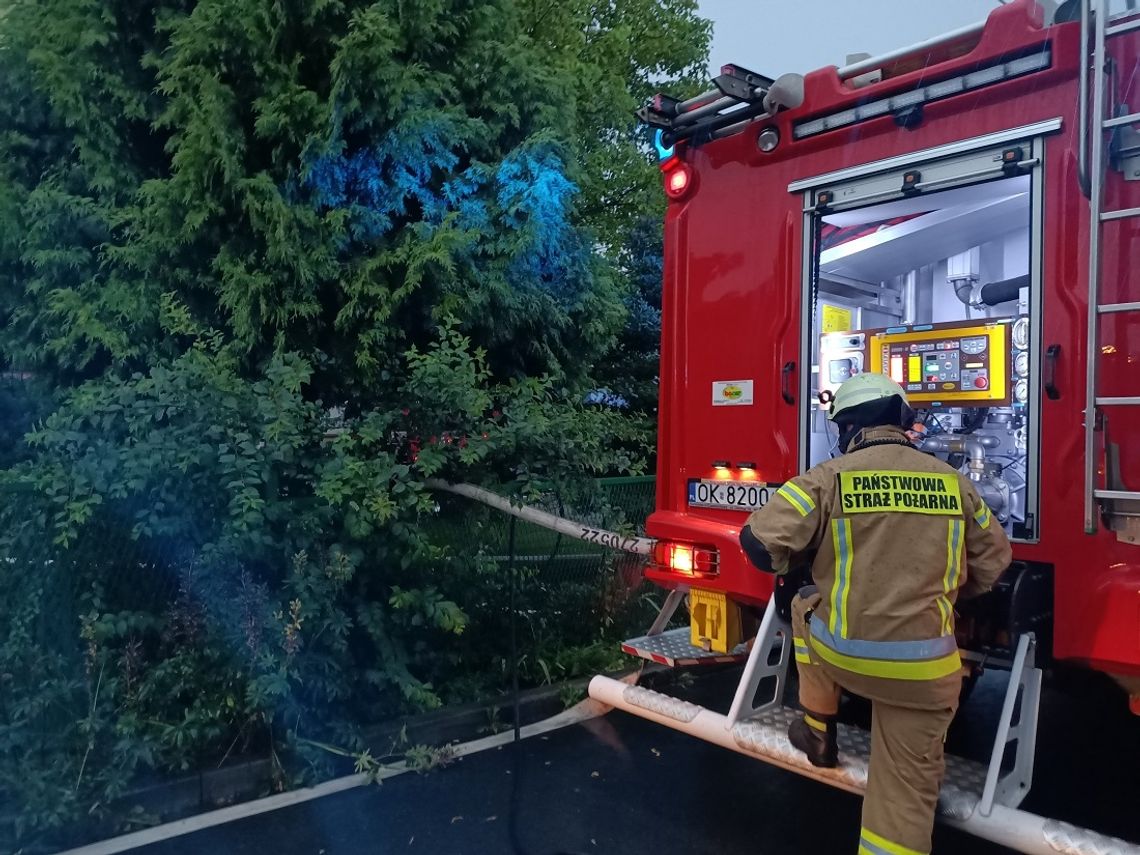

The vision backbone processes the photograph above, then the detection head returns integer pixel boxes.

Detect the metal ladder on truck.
[1080,0,1140,536]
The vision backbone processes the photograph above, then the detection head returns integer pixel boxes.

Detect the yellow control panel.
[868,321,1010,405]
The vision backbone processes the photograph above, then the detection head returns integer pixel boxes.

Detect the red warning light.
[664,164,693,199]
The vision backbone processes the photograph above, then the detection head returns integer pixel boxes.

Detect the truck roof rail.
[638,64,775,148]
[836,19,986,81]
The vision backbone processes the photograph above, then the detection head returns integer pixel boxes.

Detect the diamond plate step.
[617,685,987,819]
[621,626,750,667]
[729,704,988,820]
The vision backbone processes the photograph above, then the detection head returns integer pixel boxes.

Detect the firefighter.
[738,373,1011,855]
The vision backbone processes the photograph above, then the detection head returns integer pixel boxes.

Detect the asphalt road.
[133,669,1140,855]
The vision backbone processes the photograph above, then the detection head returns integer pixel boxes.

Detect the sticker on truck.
[712,380,754,406]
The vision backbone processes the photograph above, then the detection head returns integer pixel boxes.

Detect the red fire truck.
[588,1,1140,851]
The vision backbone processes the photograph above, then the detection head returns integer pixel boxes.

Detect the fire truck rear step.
[620,627,750,667]
[595,681,989,808]
[610,596,1041,811]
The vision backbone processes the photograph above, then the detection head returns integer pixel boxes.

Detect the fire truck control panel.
[821,319,1014,406]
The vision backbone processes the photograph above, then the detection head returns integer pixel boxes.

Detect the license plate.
[687,479,778,512]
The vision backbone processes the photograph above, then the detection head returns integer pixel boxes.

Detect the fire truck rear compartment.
[807,171,1038,542]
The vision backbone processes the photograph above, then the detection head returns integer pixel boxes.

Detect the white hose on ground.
[425,479,655,556]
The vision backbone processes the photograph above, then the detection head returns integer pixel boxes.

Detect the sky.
[696,0,1014,79]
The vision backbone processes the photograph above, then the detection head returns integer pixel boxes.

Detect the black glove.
[774,559,815,621]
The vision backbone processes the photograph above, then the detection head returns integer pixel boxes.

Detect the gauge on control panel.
[1014,351,1029,377]
[1014,378,1028,403]
[1012,317,1030,350]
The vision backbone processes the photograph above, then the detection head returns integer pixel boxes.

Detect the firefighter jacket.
[744,426,1011,685]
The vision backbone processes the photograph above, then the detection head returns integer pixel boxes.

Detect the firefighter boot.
[788,711,838,768]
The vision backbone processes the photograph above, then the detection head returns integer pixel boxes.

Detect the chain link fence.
[419,476,660,700]
[4,474,659,661]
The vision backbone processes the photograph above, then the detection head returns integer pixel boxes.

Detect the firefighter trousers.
[791,593,958,855]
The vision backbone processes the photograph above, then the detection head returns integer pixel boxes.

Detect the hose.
[426,480,654,556]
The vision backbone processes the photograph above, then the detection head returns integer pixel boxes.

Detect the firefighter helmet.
[828,373,909,422]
